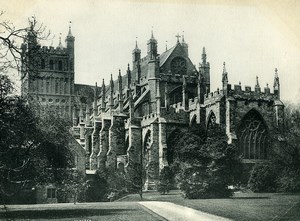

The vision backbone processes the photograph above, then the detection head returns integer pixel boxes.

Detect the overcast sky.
[2,0,300,103]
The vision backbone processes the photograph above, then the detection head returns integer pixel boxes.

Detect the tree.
[157,166,173,195]
[172,127,242,199]
[0,12,50,76]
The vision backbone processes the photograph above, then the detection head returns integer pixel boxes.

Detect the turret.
[93,82,98,116]
[255,76,261,93]
[132,39,141,66]
[181,32,188,56]
[118,70,124,113]
[57,33,64,50]
[65,21,75,71]
[222,62,228,95]
[273,68,280,99]
[199,47,210,93]
[147,30,157,60]
[27,20,38,50]
[127,64,131,89]
[101,79,106,113]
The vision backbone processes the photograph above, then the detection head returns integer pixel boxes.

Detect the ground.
[1,190,299,221]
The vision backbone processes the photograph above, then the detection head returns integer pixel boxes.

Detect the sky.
[2,0,300,103]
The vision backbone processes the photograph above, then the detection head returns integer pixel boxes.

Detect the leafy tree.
[173,127,242,199]
[157,166,173,195]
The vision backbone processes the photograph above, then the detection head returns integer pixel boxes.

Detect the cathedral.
[22,23,284,190]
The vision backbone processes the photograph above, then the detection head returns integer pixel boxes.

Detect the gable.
[159,43,197,76]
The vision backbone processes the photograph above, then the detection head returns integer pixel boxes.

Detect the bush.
[277,168,300,192]
[157,167,173,195]
[248,162,278,192]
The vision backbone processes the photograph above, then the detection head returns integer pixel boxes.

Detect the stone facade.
[70,33,284,190]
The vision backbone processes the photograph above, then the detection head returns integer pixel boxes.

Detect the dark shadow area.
[0,208,137,219]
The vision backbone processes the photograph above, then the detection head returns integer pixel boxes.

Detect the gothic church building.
[22,24,284,190]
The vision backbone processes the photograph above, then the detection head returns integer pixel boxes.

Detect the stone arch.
[169,86,182,105]
[237,109,269,160]
[166,128,182,165]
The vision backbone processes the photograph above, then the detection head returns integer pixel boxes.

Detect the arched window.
[58,60,63,71]
[207,111,217,135]
[238,109,269,159]
[41,59,45,69]
[49,60,54,70]
[143,130,151,165]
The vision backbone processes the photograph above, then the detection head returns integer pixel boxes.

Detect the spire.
[175,33,181,43]
[110,74,114,91]
[135,37,138,49]
[255,76,261,93]
[118,69,123,113]
[202,47,207,64]
[67,21,73,37]
[93,82,98,116]
[222,62,229,95]
[166,41,168,51]
[151,27,154,39]
[127,64,131,88]
[101,79,106,113]
[255,76,260,87]
[273,68,280,98]
[182,31,185,43]
[58,33,63,49]
[110,74,114,115]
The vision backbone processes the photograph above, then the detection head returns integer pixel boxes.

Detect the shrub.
[248,162,278,192]
[157,166,173,195]
[277,168,300,192]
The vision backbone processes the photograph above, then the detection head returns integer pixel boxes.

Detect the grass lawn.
[119,190,300,221]
[0,202,165,221]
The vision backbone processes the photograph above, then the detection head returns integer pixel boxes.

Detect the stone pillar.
[226,97,237,144]
[158,119,168,171]
[89,120,101,170]
[97,118,111,169]
[107,115,126,170]
[145,123,160,190]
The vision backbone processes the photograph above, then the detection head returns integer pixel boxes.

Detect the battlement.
[36,45,69,55]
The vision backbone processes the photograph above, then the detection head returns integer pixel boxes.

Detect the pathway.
[139,201,232,221]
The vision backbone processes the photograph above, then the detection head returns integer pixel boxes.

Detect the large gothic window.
[238,109,269,160]
[171,57,187,75]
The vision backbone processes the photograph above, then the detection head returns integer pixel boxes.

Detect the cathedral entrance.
[238,109,269,160]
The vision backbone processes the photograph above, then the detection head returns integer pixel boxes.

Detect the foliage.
[86,167,109,202]
[172,127,242,199]
[276,168,300,193]
[157,166,173,195]
[248,162,278,192]
[0,74,81,204]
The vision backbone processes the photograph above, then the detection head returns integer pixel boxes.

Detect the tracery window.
[238,109,268,159]
[207,112,217,135]
[171,57,187,75]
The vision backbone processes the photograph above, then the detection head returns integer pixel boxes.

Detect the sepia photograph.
[0,0,299,220]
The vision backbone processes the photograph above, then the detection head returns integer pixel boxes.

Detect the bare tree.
[0,11,50,78]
